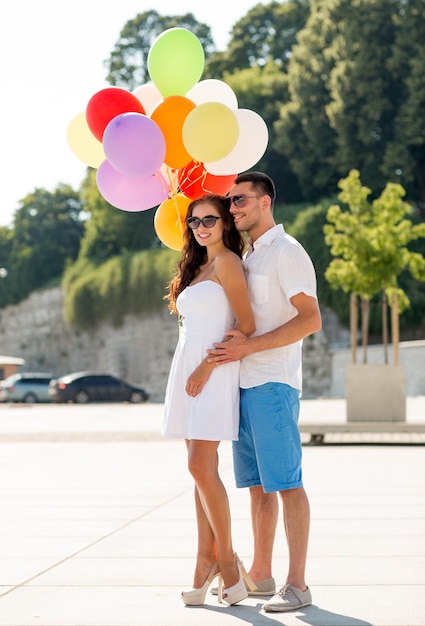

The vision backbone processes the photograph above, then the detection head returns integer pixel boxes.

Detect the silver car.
[0,373,54,403]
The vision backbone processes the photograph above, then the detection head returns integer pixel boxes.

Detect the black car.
[48,372,149,404]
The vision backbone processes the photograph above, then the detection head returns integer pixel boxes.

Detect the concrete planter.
[345,364,406,422]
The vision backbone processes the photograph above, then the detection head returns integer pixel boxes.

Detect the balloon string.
[161,165,184,234]
[169,193,184,235]
[178,161,202,191]
[179,162,215,195]
[162,165,179,197]
[154,169,169,196]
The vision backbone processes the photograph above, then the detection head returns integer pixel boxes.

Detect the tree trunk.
[350,293,358,364]
[392,292,399,366]
[382,291,388,364]
[361,297,369,364]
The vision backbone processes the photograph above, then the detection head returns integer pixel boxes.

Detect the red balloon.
[178,161,236,199]
[86,87,146,141]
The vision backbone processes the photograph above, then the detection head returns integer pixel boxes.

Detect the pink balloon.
[96,160,169,212]
[103,112,166,178]
[132,83,163,115]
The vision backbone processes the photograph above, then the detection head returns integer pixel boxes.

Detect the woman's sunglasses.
[228,194,260,207]
[187,215,222,230]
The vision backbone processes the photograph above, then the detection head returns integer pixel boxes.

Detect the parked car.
[0,372,54,403]
[48,372,149,404]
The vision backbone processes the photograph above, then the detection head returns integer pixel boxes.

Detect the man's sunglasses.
[228,194,259,207]
[187,215,222,230]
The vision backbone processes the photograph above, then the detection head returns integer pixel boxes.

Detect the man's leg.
[280,486,310,591]
[262,485,312,612]
[248,486,278,581]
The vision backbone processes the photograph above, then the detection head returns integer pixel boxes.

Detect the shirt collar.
[251,224,284,250]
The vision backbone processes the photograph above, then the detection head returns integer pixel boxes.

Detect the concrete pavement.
[0,399,424,625]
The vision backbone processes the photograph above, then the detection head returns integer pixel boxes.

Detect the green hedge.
[62,202,425,337]
[62,248,179,330]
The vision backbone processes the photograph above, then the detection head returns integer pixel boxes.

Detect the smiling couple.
[162,171,321,612]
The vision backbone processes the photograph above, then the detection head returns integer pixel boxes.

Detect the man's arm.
[207,292,322,364]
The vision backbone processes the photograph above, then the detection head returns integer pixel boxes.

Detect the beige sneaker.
[211,576,276,597]
[262,584,312,612]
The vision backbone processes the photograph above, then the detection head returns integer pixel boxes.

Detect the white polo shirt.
[240,224,318,392]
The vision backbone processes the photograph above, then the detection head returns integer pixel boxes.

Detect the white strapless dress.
[162,281,240,441]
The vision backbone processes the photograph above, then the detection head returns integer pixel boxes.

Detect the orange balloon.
[154,194,191,250]
[151,96,195,168]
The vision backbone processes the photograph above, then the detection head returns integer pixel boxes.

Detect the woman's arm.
[215,252,255,337]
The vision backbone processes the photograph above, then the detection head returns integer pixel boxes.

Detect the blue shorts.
[232,383,303,493]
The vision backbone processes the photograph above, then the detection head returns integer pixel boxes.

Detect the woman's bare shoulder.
[214,250,245,283]
[215,249,243,267]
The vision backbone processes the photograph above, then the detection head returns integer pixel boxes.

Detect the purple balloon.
[103,112,166,178]
[96,160,169,212]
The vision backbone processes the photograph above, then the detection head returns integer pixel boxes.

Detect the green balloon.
[148,28,205,98]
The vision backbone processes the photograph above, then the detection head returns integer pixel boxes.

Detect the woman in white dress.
[163,194,255,606]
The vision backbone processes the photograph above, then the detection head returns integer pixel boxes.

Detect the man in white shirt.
[208,171,321,612]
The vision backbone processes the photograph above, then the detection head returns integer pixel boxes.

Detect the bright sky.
[0,0,259,227]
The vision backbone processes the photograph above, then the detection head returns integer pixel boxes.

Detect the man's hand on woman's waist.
[207,329,250,364]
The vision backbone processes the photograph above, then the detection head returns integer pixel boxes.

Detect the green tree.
[0,226,13,308]
[276,0,425,206]
[274,0,338,200]
[324,0,397,192]
[324,170,425,362]
[7,186,84,304]
[105,10,215,90]
[383,0,425,213]
[205,1,311,77]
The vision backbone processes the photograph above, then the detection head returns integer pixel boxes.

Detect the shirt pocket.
[248,273,269,305]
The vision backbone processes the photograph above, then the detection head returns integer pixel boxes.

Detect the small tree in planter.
[324,170,425,420]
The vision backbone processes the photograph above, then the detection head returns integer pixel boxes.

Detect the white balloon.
[204,109,269,175]
[186,79,238,109]
[132,83,163,116]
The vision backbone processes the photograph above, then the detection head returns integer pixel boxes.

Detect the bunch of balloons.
[67,28,269,250]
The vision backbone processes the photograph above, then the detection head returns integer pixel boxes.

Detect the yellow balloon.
[182,102,239,163]
[154,194,191,250]
[67,112,105,168]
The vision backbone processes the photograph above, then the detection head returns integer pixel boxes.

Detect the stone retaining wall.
[0,287,333,400]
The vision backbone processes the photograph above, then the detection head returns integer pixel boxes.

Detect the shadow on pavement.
[186,601,374,626]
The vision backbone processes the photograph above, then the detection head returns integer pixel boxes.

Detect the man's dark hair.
[234,172,276,208]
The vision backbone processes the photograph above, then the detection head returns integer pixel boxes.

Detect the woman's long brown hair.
[165,194,245,313]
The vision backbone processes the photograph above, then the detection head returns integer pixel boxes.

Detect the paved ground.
[0,399,424,626]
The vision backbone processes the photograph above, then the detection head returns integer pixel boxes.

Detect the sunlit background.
[0,0,258,226]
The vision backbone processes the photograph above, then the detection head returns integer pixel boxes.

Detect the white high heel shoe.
[220,556,249,606]
[181,564,221,606]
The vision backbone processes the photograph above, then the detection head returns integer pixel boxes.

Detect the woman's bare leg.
[190,484,218,587]
[187,439,239,589]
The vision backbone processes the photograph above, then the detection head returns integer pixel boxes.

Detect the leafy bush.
[63,248,179,330]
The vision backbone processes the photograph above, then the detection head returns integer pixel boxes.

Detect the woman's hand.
[185,360,215,397]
